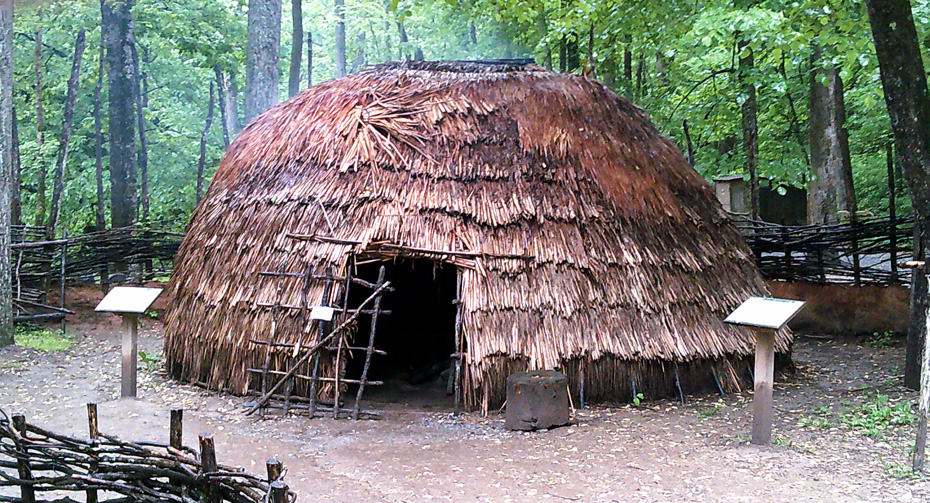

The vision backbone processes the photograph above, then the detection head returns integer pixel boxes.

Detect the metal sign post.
[94,287,163,398]
[725,296,805,445]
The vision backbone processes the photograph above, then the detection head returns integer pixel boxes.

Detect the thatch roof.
[163,60,790,410]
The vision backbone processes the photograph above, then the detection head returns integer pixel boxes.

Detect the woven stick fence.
[64,226,184,284]
[732,214,914,286]
[0,405,295,503]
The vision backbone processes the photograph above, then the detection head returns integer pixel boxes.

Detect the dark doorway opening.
[345,259,457,410]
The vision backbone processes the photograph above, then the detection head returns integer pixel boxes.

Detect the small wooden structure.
[725,297,805,445]
[94,287,163,398]
[505,370,570,431]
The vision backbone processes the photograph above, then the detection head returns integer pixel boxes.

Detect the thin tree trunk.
[306,31,313,87]
[94,37,106,233]
[289,0,302,97]
[808,45,856,225]
[245,0,282,122]
[624,46,632,82]
[738,38,759,220]
[586,24,595,76]
[130,41,148,221]
[102,0,138,230]
[635,53,644,95]
[214,65,239,147]
[683,119,696,167]
[865,0,930,397]
[778,55,810,165]
[34,28,47,227]
[47,29,86,239]
[396,18,408,60]
[0,0,14,347]
[334,0,346,77]
[197,82,215,204]
[11,108,20,226]
[350,32,365,73]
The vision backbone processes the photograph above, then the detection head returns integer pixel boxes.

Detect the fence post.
[86,403,99,503]
[852,215,862,287]
[199,434,221,503]
[271,481,289,503]
[170,409,183,450]
[12,415,35,503]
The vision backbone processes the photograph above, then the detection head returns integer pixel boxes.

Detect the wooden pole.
[120,314,138,397]
[169,409,183,450]
[86,403,99,503]
[270,481,289,503]
[266,458,282,481]
[12,415,35,503]
[199,434,220,503]
[751,328,776,445]
[915,283,930,472]
[888,143,898,282]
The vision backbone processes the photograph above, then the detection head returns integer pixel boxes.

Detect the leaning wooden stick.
[246,280,392,415]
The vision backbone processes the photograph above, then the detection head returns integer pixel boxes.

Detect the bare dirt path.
[1,286,928,502]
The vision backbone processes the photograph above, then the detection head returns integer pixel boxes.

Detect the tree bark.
[0,0,14,347]
[102,0,138,230]
[808,45,856,225]
[289,0,302,97]
[623,46,632,82]
[396,18,408,60]
[334,0,346,77]
[245,0,282,122]
[214,65,239,147]
[306,30,313,87]
[738,38,759,220]
[94,36,106,233]
[47,29,86,239]
[33,28,46,227]
[350,32,365,73]
[683,120,696,167]
[778,55,810,165]
[197,82,215,204]
[865,0,930,392]
[129,41,148,221]
[11,108,20,226]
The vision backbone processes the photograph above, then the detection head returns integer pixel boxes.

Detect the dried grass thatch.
[163,60,791,412]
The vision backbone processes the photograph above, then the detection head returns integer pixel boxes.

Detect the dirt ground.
[1,285,929,502]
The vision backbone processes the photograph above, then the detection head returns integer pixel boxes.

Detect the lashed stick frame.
[724,297,805,445]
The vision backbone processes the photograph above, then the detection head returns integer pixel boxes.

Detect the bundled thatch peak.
[164,60,790,411]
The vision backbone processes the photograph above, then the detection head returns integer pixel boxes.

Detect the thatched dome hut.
[164,60,790,412]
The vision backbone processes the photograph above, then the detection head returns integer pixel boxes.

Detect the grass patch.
[842,393,916,438]
[15,325,73,352]
[698,404,722,417]
[800,405,834,428]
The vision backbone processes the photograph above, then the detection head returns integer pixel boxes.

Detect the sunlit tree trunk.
[306,31,313,87]
[245,0,282,122]
[102,0,138,230]
[808,45,856,225]
[130,41,148,221]
[47,29,86,238]
[215,65,239,147]
[0,0,14,347]
[334,0,346,77]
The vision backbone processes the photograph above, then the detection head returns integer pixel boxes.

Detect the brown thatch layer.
[163,60,791,410]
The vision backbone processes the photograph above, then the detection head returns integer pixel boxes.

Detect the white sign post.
[725,296,805,445]
[95,287,163,398]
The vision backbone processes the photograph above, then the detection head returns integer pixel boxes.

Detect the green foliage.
[869,331,895,349]
[632,392,644,407]
[880,455,925,480]
[842,394,916,438]
[698,404,723,417]
[138,350,163,372]
[14,325,73,352]
[799,404,833,428]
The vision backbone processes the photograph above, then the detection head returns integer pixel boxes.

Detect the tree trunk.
[350,32,365,73]
[808,45,856,225]
[215,65,239,147]
[197,82,215,204]
[778,55,810,166]
[624,46,632,82]
[47,29,86,239]
[0,0,14,347]
[334,0,346,77]
[683,120,696,167]
[635,53,644,95]
[245,0,282,122]
[289,0,302,97]
[738,38,759,220]
[396,19,408,60]
[34,28,46,227]
[11,108,20,226]
[94,37,106,233]
[865,0,930,392]
[130,41,148,221]
[306,30,313,87]
[102,0,138,230]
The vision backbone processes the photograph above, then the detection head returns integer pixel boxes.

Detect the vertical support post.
[307,267,333,418]
[86,403,99,503]
[121,314,139,397]
[270,481,289,503]
[333,258,354,419]
[266,458,282,481]
[353,265,386,420]
[751,329,776,445]
[169,409,183,450]
[888,143,898,282]
[199,434,220,503]
[914,287,929,472]
[852,215,862,287]
[60,229,67,334]
[12,415,35,503]
[452,267,463,415]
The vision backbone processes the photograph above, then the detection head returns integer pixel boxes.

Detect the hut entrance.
[346,259,459,409]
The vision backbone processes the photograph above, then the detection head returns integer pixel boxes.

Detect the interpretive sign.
[724,296,806,330]
[95,287,164,398]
